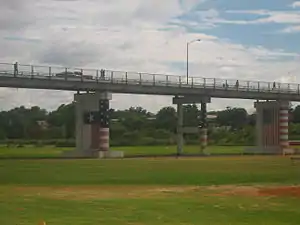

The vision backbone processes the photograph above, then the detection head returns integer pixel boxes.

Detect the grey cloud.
[0,0,27,9]
[51,0,80,1]
[0,88,73,111]
[0,38,39,63]
[37,41,101,67]
[0,0,35,31]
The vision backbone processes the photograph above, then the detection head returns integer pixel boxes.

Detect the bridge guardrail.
[0,62,299,95]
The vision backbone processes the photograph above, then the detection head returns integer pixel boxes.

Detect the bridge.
[0,62,298,158]
[0,62,300,101]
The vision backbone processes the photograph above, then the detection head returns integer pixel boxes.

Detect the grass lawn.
[0,156,300,224]
[114,145,245,156]
[0,145,245,158]
[0,145,70,158]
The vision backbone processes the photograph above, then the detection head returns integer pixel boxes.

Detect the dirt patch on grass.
[12,186,203,200]
[207,185,260,197]
[14,186,151,200]
[259,186,300,198]
[7,185,300,200]
[207,185,300,198]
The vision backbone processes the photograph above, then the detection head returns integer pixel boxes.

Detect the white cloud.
[222,10,300,24]
[0,0,299,113]
[171,8,219,30]
[180,0,207,11]
[291,1,300,8]
[256,12,300,24]
[281,25,300,33]
[224,9,300,34]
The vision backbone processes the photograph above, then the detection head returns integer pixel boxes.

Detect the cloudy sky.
[0,0,300,113]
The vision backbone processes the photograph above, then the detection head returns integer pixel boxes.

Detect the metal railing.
[0,62,299,95]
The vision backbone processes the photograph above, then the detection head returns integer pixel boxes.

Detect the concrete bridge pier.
[245,100,290,154]
[176,102,184,155]
[64,91,123,158]
[173,96,211,155]
[200,102,208,153]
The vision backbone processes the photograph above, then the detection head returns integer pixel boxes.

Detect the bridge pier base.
[63,91,123,158]
[245,100,291,155]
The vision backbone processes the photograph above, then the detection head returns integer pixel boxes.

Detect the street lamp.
[186,39,201,84]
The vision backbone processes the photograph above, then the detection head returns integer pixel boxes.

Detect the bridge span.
[0,62,298,158]
[0,62,300,101]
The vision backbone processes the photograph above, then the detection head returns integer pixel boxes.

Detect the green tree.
[183,104,199,126]
[47,103,75,138]
[155,107,176,132]
[291,105,300,123]
[217,107,248,130]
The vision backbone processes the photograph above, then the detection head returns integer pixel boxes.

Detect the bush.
[35,141,45,147]
[137,137,170,146]
[55,140,75,147]
[26,140,38,145]
[42,140,58,146]
[110,138,133,147]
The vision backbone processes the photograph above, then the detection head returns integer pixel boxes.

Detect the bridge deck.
[1,62,300,101]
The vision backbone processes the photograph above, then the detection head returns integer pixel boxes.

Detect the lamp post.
[186,39,201,84]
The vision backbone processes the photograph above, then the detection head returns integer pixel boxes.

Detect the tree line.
[1,102,300,146]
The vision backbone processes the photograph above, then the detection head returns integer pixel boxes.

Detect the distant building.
[206,114,232,131]
[207,114,217,120]
[37,120,49,130]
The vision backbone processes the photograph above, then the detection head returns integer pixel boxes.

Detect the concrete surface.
[99,151,124,158]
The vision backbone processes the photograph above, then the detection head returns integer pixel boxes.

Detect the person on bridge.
[223,82,229,88]
[14,62,18,76]
[100,69,105,79]
[235,80,239,89]
[273,82,276,89]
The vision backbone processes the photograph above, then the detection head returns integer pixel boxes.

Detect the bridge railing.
[0,62,300,95]
[0,63,15,74]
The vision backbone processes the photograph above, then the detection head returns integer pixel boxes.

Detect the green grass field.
[0,145,245,158]
[0,146,300,224]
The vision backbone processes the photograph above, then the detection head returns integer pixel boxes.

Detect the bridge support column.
[279,101,289,150]
[176,103,183,155]
[75,92,104,157]
[63,91,123,158]
[245,100,290,154]
[173,96,211,156]
[200,102,208,153]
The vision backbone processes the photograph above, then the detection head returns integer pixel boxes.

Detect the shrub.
[35,141,45,147]
[55,140,75,147]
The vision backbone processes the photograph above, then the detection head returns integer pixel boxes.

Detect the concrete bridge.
[0,62,299,157]
[0,62,300,101]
